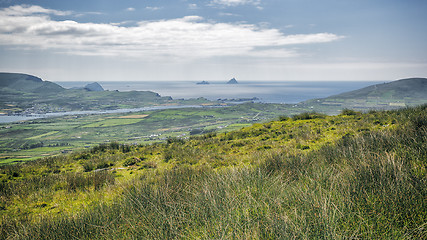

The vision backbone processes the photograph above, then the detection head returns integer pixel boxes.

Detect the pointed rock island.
[227,78,238,84]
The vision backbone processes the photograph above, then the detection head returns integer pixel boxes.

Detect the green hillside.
[304,78,427,113]
[331,78,427,99]
[1,105,426,239]
[0,73,64,93]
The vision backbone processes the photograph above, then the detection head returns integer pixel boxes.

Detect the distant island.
[196,81,210,85]
[227,78,238,84]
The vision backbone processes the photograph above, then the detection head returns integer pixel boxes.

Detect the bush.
[292,112,326,120]
[340,108,359,116]
[167,137,185,145]
[66,173,88,192]
[82,162,94,172]
[279,115,289,121]
[123,157,143,167]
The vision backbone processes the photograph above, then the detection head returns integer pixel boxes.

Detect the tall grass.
[3,105,427,239]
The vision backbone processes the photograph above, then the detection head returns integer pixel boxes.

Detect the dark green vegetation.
[303,78,427,114]
[0,103,308,164]
[0,72,211,115]
[0,105,426,239]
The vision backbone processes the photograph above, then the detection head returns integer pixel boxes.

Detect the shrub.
[66,173,88,192]
[279,115,289,121]
[340,108,359,116]
[139,161,157,169]
[292,112,326,120]
[82,162,94,172]
[123,157,142,167]
[167,137,185,145]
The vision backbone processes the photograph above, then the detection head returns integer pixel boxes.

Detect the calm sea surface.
[58,81,383,104]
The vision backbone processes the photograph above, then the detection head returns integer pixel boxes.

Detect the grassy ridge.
[0,105,426,239]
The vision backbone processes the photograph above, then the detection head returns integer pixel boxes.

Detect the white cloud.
[74,12,103,17]
[145,6,161,11]
[211,0,261,7]
[188,4,198,10]
[4,4,72,16]
[0,5,344,60]
[219,12,241,17]
[126,7,135,12]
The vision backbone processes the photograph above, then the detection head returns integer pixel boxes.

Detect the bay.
[57,81,383,104]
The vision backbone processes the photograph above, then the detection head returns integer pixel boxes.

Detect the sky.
[0,0,426,82]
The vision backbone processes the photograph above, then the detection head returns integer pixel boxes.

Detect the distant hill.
[0,72,64,93]
[329,78,427,99]
[304,77,427,112]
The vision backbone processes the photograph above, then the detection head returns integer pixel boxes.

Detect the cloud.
[219,12,241,17]
[126,7,135,12]
[211,0,261,7]
[188,4,198,10]
[145,6,162,11]
[0,5,344,59]
[74,11,103,17]
[3,4,72,16]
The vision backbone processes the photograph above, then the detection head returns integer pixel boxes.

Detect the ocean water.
[57,81,383,104]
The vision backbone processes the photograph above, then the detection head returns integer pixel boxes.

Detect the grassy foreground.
[0,105,426,239]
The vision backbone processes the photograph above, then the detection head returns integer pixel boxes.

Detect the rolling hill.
[303,77,427,112]
[0,73,64,93]
[328,77,427,99]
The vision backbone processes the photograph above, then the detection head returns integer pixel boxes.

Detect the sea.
[57,81,383,104]
[0,81,383,123]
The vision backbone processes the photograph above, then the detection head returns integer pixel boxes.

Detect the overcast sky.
[0,0,426,81]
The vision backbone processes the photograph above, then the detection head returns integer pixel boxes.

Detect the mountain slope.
[330,77,427,99]
[0,72,64,93]
[304,77,427,112]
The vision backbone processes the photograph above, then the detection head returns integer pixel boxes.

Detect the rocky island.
[196,81,210,85]
[227,78,238,84]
